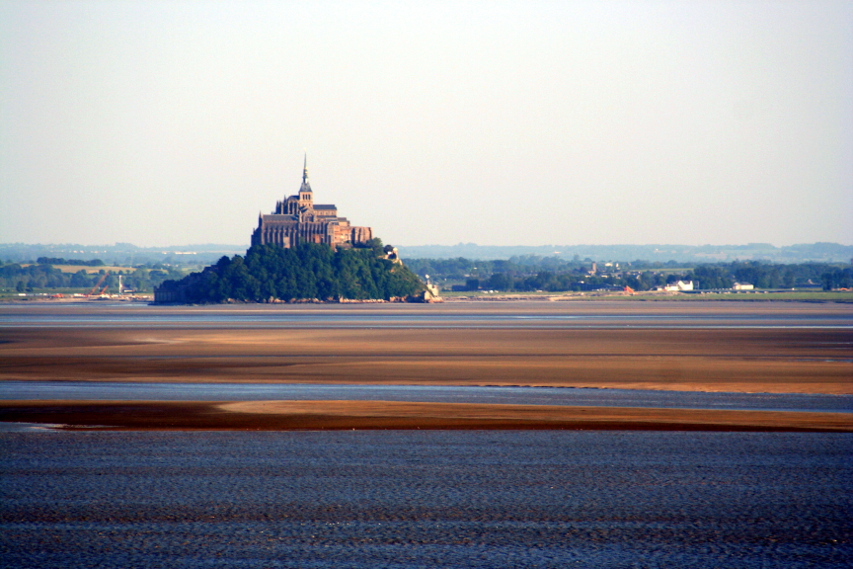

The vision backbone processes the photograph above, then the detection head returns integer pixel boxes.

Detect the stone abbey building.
[251,158,373,249]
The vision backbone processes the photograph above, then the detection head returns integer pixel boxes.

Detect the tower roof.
[300,153,312,193]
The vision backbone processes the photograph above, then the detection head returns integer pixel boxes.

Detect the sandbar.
[1,400,850,432]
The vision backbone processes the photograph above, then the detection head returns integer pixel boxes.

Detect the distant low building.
[251,156,373,249]
[732,282,754,290]
[663,280,694,292]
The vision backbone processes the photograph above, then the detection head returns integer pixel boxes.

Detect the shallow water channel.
[2,381,851,414]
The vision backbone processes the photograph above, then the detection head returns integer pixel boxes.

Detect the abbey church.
[251,158,373,249]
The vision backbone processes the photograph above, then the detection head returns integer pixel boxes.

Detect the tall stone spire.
[300,152,312,193]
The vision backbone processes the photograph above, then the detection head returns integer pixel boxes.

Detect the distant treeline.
[36,257,105,267]
[0,262,183,293]
[156,241,424,303]
[6,251,850,295]
[405,257,852,292]
[4,241,851,266]
[398,242,853,263]
[2,244,247,268]
[680,263,851,290]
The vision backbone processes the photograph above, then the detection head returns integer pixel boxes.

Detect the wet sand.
[1,301,850,430]
[2,326,850,393]
[2,400,851,432]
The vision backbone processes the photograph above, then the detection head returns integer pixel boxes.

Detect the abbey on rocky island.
[251,157,373,249]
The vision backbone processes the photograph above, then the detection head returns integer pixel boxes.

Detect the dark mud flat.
[2,431,851,569]
[2,400,852,432]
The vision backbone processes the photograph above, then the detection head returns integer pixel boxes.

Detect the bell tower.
[298,153,313,207]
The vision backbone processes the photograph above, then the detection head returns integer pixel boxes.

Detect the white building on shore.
[662,280,694,292]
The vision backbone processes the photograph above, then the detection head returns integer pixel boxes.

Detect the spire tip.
[302,152,308,183]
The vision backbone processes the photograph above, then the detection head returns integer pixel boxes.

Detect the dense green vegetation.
[406,257,853,292]
[691,262,851,290]
[156,241,424,303]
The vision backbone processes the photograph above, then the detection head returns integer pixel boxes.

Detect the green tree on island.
[155,241,424,303]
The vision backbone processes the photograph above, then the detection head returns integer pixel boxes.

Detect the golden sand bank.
[2,326,850,394]
[2,400,851,432]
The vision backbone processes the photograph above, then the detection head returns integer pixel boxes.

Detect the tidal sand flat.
[1,301,851,568]
[1,301,851,430]
[1,301,851,395]
[2,431,851,568]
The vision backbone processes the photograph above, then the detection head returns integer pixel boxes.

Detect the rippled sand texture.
[2,431,851,569]
[1,301,851,394]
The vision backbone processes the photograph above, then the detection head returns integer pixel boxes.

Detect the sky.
[1,1,851,248]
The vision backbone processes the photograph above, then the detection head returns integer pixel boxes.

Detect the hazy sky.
[1,1,851,248]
